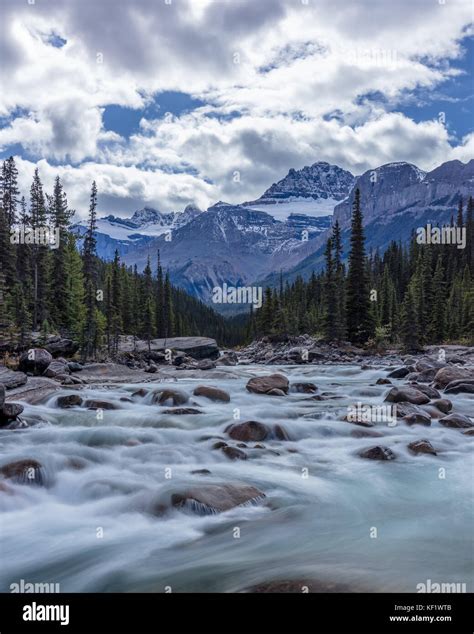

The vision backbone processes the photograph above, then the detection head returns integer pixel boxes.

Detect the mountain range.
[73,158,474,310]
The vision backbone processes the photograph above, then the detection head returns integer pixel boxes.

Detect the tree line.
[0,157,244,357]
[252,189,474,350]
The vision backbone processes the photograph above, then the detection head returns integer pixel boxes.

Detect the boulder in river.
[439,413,473,429]
[226,421,269,442]
[384,386,430,405]
[408,440,437,456]
[43,361,70,378]
[56,394,83,408]
[171,483,265,514]
[359,446,396,460]
[376,378,392,385]
[163,408,202,415]
[153,389,189,406]
[18,348,53,376]
[222,446,247,460]
[444,379,474,395]
[387,367,411,379]
[193,386,230,402]
[84,400,120,410]
[246,374,289,395]
[403,412,431,426]
[290,382,317,394]
[0,459,44,485]
[0,402,24,423]
[407,382,441,399]
[432,399,453,415]
[433,366,474,389]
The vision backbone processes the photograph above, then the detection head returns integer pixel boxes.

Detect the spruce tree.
[430,254,446,343]
[346,188,375,344]
[30,168,50,330]
[81,182,98,359]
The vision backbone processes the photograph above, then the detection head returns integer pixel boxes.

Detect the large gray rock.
[119,336,219,360]
[43,336,79,357]
[0,367,27,389]
[434,366,474,389]
[18,348,52,376]
[384,386,430,405]
[171,483,265,514]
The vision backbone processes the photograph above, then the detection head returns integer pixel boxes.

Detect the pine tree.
[346,188,375,344]
[81,182,99,359]
[155,250,165,337]
[323,237,338,340]
[430,254,446,343]
[400,285,421,352]
[30,168,50,330]
[49,176,73,329]
[163,270,174,338]
[111,250,122,354]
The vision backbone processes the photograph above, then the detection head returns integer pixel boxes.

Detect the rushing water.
[1,364,473,593]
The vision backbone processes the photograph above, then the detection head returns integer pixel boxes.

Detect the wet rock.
[84,400,120,410]
[432,399,453,415]
[163,408,202,415]
[254,443,266,449]
[191,469,212,475]
[384,386,430,405]
[144,364,158,373]
[444,379,474,395]
[439,413,473,429]
[212,441,228,450]
[132,388,148,398]
[246,374,289,395]
[350,429,384,438]
[433,366,474,389]
[0,459,44,485]
[226,421,269,442]
[193,386,230,402]
[395,402,427,418]
[1,402,24,421]
[407,382,441,399]
[387,367,411,379]
[376,378,392,385]
[408,440,437,456]
[359,446,396,460]
[0,367,27,389]
[18,348,53,376]
[222,446,247,460]
[65,457,88,470]
[44,337,79,357]
[462,429,474,436]
[267,388,287,396]
[195,359,216,370]
[0,383,5,407]
[216,351,238,366]
[153,389,189,406]
[68,362,83,372]
[274,424,290,440]
[171,483,265,514]
[403,412,431,426]
[290,382,317,394]
[56,394,83,408]
[236,442,247,448]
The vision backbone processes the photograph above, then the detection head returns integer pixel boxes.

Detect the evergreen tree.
[81,182,98,359]
[346,189,375,344]
[400,286,421,352]
[30,168,49,330]
[163,270,174,337]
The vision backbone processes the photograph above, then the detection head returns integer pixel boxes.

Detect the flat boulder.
[408,440,437,456]
[246,374,289,395]
[163,408,202,415]
[359,446,396,460]
[434,366,474,389]
[384,386,430,405]
[439,413,473,429]
[84,400,119,410]
[193,386,230,402]
[0,459,44,485]
[134,337,219,360]
[18,348,52,376]
[0,367,28,390]
[171,483,265,514]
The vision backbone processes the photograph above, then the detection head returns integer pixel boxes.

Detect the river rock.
[290,382,317,394]
[171,483,265,514]
[190,469,212,475]
[44,336,79,357]
[433,366,474,389]
[359,446,396,460]
[246,374,289,395]
[193,386,230,402]
[1,402,24,421]
[84,400,120,410]
[163,408,202,415]
[387,367,411,379]
[153,389,189,406]
[444,379,474,395]
[68,362,83,372]
[0,367,28,389]
[0,383,5,407]
[56,394,83,408]
[376,378,392,385]
[222,446,247,460]
[431,399,453,415]
[43,361,70,378]
[407,383,441,399]
[384,386,430,405]
[439,413,473,429]
[0,459,44,485]
[350,429,384,438]
[403,412,431,426]
[226,421,269,441]
[408,440,437,456]
[18,348,53,375]
[267,388,286,396]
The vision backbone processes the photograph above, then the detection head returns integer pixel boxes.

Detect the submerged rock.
[84,400,120,410]
[193,386,230,402]
[171,483,265,514]
[359,446,396,460]
[163,408,202,415]
[56,394,83,408]
[384,386,430,405]
[432,399,453,414]
[153,389,189,406]
[376,378,392,385]
[290,382,318,394]
[246,374,289,395]
[408,440,437,456]
[0,459,44,485]
[439,413,473,429]
[226,421,269,442]
[222,446,247,460]
[407,383,441,399]
[403,412,431,426]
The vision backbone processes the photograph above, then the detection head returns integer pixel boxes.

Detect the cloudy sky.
[0,0,473,218]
